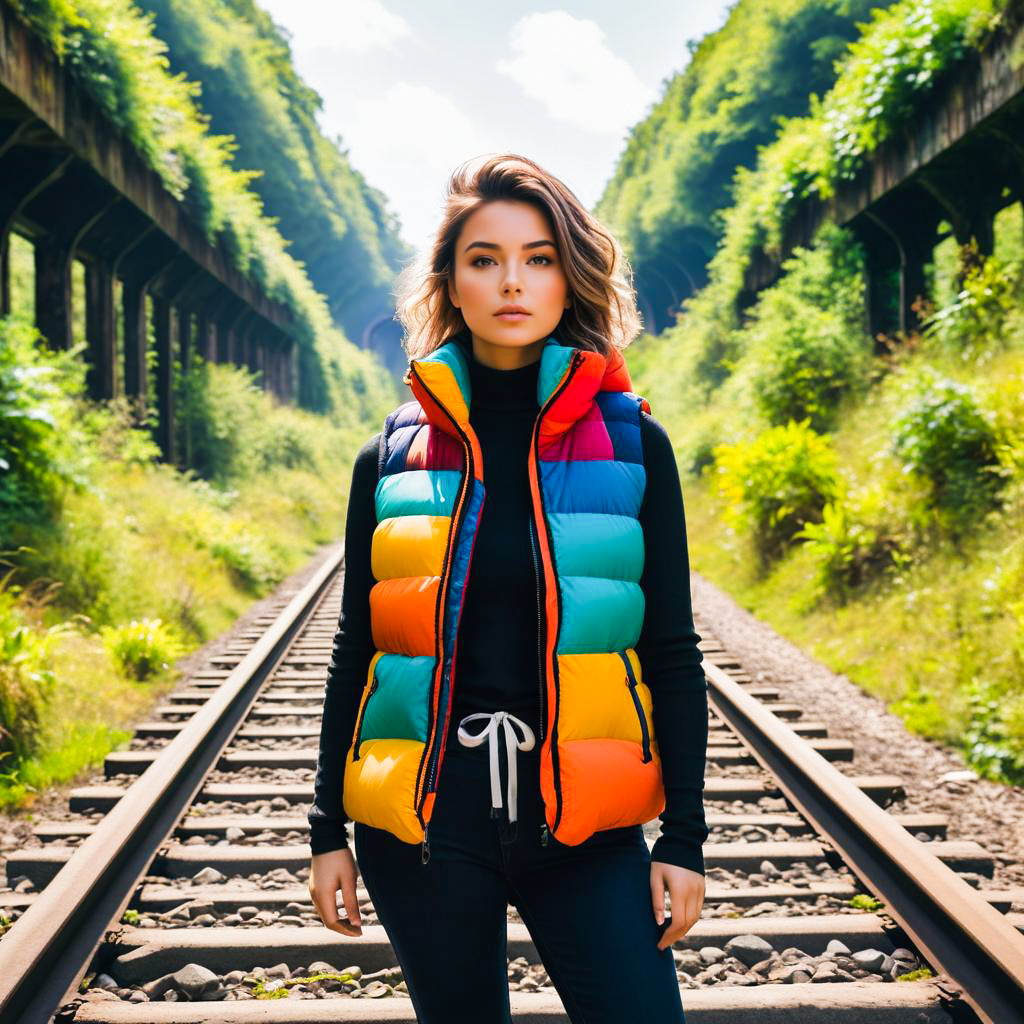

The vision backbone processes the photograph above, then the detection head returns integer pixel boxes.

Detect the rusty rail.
[0,545,344,1024]
[704,661,1024,1024]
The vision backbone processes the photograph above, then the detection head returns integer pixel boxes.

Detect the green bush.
[0,318,82,540]
[746,226,872,432]
[0,575,67,763]
[208,530,283,593]
[921,245,1024,360]
[99,617,185,681]
[890,370,1006,535]
[794,486,907,604]
[961,676,1024,784]
[711,419,842,565]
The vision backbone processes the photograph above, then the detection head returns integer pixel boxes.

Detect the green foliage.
[847,893,883,911]
[961,676,1024,783]
[794,487,907,605]
[711,420,842,565]
[746,225,872,431]
[895,967,935,982]
[921,242,1024,361]
[138,0,411,347]
[0,318,83,541]
[817,0,1008,186]
[175,357,322,483]
[99,618,185,681]
[7,0,399,420]
[207,529,283,593]
[0,575,69,764]
[596,0,894,331]
[890,369,1006,534]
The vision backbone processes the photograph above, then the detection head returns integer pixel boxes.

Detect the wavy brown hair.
[394,153,643,360]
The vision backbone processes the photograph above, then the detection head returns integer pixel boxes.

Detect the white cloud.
[338,82,490,247]
[262,0,411,55]
[495,11,656,135]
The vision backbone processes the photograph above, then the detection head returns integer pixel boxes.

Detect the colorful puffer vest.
[342,332,665,858]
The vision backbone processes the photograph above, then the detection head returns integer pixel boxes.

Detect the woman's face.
[448,199,571,369]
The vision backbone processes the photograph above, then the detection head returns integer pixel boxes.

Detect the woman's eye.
[470,254,554,267]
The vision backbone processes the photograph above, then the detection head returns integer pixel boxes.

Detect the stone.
[723,934,774,967]
[237,905,259,920]
[225,826,246,841]
[191,867,224,885]
[170,963,226,1001]
[698,946,728,965]
[851,948,887,972]
[824,938,851,957]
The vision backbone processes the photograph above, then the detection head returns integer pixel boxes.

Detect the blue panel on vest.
[557,576,644,653]
[595,392,644,465]
[540,460,645,517]
[375,469,462,520]
[382,423,422,476]
[549,512,644,581]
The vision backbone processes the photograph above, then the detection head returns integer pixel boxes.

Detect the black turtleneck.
[309,344,710,874]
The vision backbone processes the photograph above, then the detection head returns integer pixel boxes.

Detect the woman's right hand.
[309,848,363,936]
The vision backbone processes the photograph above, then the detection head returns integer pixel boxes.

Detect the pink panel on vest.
[406,424,462,471]
[541,405,612,462]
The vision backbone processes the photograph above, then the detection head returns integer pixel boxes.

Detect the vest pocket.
[618,651,652,764]
[351,672,380,762]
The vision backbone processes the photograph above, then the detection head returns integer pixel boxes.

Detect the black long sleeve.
[308,401,709,874]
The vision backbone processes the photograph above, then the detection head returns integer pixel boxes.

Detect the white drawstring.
[456,711,536,825]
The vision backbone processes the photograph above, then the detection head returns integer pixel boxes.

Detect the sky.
[256,0,736,254]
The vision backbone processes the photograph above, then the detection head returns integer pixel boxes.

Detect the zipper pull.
[421,825,431,865]
[539,823,550,847]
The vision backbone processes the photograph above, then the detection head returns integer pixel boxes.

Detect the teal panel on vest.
[375,469,462,520]
[540,460,646,516]
[361,653,434,743]
[549,512,644,581]
[538,341,573,407]
[557,576,644,653]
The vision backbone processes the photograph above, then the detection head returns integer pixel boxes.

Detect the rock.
[698,946,728,965]
[225,826,246,841]
[192,914,217,927]
[851,948,887,972]
[170,963,226,1001]
[824,938,851,957]
[307,961,336,974]
[265,964,291,980]
[939,769,977,783]
[891,947,916,962]
[191,867,224,885]
[340,965,363,980]
[759,860,781,879]
[724,934,774,967]
[811,961,839,982]
[92,974,119,990]
[237,905,260,920]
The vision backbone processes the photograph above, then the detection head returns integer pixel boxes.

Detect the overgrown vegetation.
[621,0,1024,783]
[0,314,388,807]
[6,0,398,415]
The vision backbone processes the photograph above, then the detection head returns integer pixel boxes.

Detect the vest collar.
[404,328,634,435]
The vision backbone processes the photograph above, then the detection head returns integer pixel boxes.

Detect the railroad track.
[1,547,1024,1023]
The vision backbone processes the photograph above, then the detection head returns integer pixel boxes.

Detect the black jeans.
[354,721,686,1023]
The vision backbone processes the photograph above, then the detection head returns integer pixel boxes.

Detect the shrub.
[0,318,82,540]
[0,575,67,763]
[711,419,842,565]
[208,530,283,593]
[746,226,872,432]
[890,370,1006,535]
[99,618,185,681]
[921,244,1024,361]
[794,487,907,604]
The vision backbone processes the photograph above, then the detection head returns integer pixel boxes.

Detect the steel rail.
[0,544,344,1024]
[704,660,1024,1024]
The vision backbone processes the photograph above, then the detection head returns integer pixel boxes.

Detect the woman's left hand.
[650,861,705,950]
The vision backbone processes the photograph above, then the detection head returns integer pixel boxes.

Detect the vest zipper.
[350,672,379,763]
[529,349,585,836]
[528,516,546,744]
[407,362,479,833]
[618,651,653,763]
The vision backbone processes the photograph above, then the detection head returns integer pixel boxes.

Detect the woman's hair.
[393,153,643,360]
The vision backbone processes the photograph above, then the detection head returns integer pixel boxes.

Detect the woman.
[307,153,709,1023]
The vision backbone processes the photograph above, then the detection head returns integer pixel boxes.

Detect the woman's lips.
[495,312,530,320]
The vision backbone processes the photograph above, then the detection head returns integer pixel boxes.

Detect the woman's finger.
[650,866,666,926]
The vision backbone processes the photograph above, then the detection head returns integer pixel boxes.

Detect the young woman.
[308,153,709,1022]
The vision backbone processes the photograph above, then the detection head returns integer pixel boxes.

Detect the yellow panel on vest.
[343,738,425,844]
[371,515,450,581]
[556,651,654,745]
